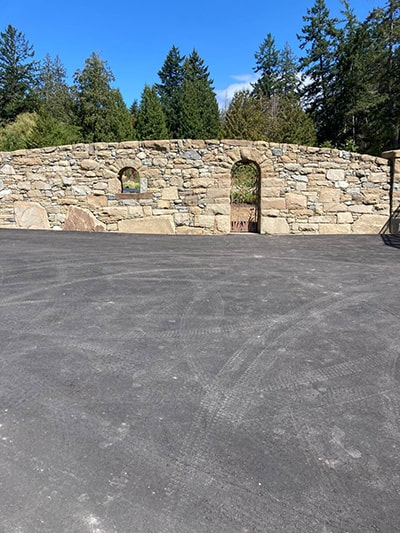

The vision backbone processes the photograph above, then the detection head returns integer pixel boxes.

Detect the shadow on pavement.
[380,205,400,248]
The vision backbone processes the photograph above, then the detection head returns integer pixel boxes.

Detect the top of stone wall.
[0,139,390,167]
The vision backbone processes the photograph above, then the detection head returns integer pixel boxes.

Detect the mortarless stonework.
[0,139,398,234]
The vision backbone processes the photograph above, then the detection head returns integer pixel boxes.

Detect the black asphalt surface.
[0,229,399,533]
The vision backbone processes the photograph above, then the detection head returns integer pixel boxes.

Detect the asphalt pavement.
[0,229,399,532]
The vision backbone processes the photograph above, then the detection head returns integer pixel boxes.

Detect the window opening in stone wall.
[119,167,141,193]
[230,160,260,233]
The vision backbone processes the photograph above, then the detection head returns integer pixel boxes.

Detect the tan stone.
[319,223,352,234]
[87,195,107,208]
[337,212,353,224]
[352,214,388,234]
[261,198,286,210]
[261,217,290,235]
[319,189,341,203]
[157,199,171,209]
[80,159,99,170]
[118,216,175,234]
[286,193,307,209]
[194,214,215,228]
[64,206,106,232]
[161,187,179,200]
[216,215,231,233]
[108,178,121,194]
[14,201,50,230]
[127,206,144,217]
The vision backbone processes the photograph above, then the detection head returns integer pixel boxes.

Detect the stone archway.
[230,160,260,233]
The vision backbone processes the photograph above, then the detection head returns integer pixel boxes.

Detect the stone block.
[348,204,374,214]
[319,189,341,203]
[286,193,307,209]
[157,199,171,209]
[118,216,175,234]
[261,198,286,210]
[319,223,351,234]
[14,201,50,230]
[194,214,215,228]
[174,212,190,226]
[127,206,144,217]
[337,212,353,224]
[352,214,388,234]
[261,217,290,235]
[87,195,108,208]
[161,187,179,200]
[216,215,231,233]
[64,206,106,232]
[327,169,345,181]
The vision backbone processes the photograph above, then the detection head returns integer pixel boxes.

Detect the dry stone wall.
[0,139,397,235]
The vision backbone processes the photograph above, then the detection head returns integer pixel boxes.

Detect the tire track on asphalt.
[164,289,381,529]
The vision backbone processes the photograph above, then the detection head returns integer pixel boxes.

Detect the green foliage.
[222,90,316,146]
[0,112,37,150]
[0,25,38,124]
[27,109,80,148]
[252,33,279,97]
[155,45,185,138]
[298,0,340,142]
[179,50,220,139]
[73,52,133,143]
[136,84,168,140]
[37,54,77,124]
[120,167,140,192]
[231,161,259,204]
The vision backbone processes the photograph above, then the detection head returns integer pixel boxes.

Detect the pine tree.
[73,52,133,142]
[155,45,184,138]
[252,33,280,97]
[37,54,76,122]
[298,0,340,143]
[222,89,316,145]
[136,85,168,140]
[367,0,400,150]
[332,1,379,151]
[179,49,220,139]
[276,43,300,97]
[0,24,38,124]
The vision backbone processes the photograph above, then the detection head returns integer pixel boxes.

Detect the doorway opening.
[230,160,260,233]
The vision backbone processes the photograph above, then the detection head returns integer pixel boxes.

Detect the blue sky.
[3,0,379,108]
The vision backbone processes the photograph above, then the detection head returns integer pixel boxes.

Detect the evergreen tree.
[276,43,300,97]
[332,1,379,151]
[0,24,38,124]
[252,33,280,97]
[298,0,340,143]
[28,110,81,148]
[179,49,220,138]
[37,54,76,122]
[136,84,168,140]
[28,54,81,148]
[155,45,185,138]
[366,0,400,150]
[73,52,133,142]
[222,89,316,145]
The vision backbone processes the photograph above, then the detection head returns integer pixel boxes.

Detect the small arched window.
[119,167,140,193]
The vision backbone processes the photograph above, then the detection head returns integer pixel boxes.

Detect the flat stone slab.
[0,230,399,532]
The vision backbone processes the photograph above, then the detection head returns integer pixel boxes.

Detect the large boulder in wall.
[64,206,106,232]
[14,201,50,230]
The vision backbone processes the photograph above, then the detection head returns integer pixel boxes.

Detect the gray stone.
[183,150,201,160]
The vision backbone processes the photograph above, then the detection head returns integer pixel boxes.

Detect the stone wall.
[0,139,397,234]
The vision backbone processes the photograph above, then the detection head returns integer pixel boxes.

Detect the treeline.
[0,0,399,154]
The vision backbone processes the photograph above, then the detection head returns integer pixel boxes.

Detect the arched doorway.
[230,160,260,233]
